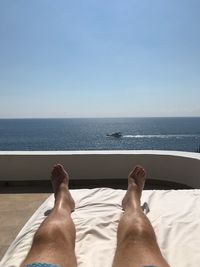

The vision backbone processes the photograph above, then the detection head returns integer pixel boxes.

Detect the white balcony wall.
[0,150,200,188]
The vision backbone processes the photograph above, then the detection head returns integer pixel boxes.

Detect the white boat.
[106,132,122,138]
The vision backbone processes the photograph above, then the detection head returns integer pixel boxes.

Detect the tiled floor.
[0,193,51,260]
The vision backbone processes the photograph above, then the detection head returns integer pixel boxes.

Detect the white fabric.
[1,188,200,267]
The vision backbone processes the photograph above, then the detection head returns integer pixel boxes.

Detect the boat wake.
[122,134,200,139]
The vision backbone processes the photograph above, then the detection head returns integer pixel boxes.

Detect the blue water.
[0,117,200,152]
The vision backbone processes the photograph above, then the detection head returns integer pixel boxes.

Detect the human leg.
[112,166,170,267]
[20,164,76,267]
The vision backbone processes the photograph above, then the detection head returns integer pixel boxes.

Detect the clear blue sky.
[0,0,200,118]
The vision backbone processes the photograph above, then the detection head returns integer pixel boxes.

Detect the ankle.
[55,191,74,211]
[128,181,139,192]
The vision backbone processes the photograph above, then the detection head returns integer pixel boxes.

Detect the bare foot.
[51,164,75,211]
[122,165,146,210]
[51,164,69,193]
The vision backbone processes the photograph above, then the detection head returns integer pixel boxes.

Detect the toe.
[57,164,65,173]
[130,165,146,179]
[141,168,146,177]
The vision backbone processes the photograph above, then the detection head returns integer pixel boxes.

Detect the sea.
[0,117,200,152]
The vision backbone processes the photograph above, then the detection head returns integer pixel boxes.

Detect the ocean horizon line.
[0,116,200,120]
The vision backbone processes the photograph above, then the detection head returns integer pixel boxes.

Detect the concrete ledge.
[0,150,200,188]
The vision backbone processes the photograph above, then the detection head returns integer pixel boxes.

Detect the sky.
[0,0,200,118]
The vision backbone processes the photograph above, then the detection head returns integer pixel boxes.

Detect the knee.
[121,220,156,245]
[33,221,67,245]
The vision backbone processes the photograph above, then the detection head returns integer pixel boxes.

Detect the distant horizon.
[0,116,200,120]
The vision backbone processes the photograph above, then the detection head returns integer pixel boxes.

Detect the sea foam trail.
[123,134,200,139]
